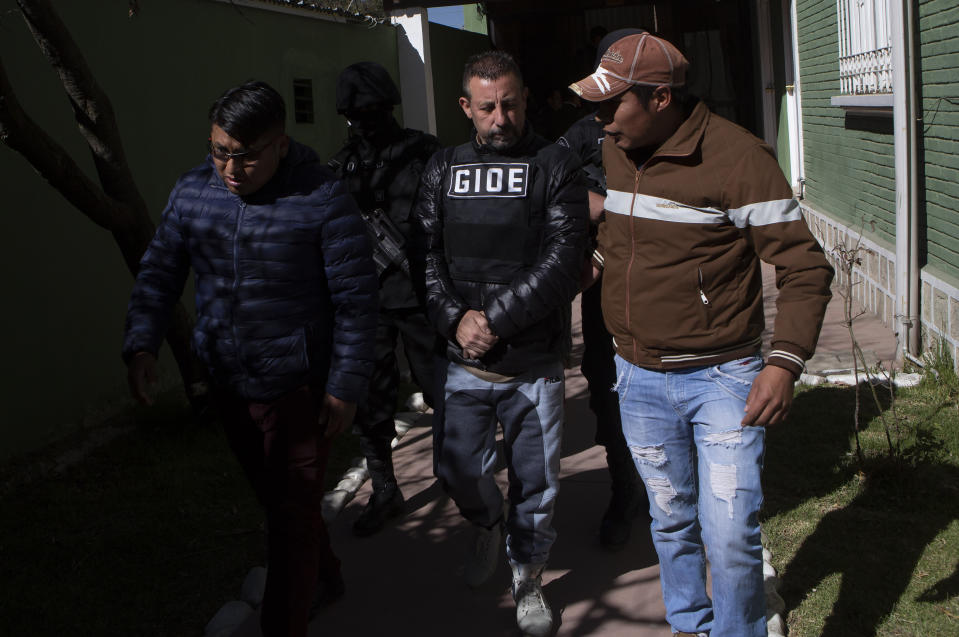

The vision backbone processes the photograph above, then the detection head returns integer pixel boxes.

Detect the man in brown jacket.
[571,33,833,637]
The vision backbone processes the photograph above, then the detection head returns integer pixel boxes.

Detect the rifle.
[360,207,410,276]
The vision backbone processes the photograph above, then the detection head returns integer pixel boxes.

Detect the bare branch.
[16,0,148,213]
[4,1,207,406]
[0,55,120,231]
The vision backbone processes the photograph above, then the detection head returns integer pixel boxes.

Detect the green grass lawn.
[763,357,959,636]
[0,391,361,637]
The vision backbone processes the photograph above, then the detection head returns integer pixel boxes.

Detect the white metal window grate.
[836,0,892,94]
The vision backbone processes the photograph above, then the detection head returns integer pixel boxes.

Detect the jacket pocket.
[697,266,713,326]
[299,324,311,369]
[241,326,311,380]
[191,321,214,368]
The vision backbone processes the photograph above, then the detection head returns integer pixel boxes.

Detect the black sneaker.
[352,483,405,537]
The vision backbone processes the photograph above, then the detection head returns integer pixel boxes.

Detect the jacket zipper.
[627,150,690,363]
[232,201,248,376]
[626,170,640,362]
[698,267,710,305]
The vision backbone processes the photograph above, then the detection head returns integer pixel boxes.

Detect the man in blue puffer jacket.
[122,81,377,637]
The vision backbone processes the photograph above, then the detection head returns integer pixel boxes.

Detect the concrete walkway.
[760,263,899,376]
[227,263,898,637]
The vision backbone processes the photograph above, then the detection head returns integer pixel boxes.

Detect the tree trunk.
[0,0,206,407]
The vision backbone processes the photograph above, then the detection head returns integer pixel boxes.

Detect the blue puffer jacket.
[122,139,378,403]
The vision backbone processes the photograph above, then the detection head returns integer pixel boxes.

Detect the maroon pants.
[216,385,340,637]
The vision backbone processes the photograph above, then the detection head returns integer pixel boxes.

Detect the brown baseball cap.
[570,33,689,102]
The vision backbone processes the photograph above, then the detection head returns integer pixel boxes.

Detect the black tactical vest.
[441,140,549,293]
[329,127,439,309]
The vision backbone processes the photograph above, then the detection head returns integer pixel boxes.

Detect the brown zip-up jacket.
[595,101,834,378]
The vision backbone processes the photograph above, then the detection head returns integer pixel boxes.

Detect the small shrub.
[920,337,958,391]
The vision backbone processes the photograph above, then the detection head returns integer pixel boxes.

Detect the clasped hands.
[455,309,498,360]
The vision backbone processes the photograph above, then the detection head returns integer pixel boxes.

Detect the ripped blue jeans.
[614,354,767,637]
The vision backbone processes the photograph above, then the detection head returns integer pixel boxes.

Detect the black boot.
[599,447,645,551]
[353,480,405,537]
[600,482,643,550]
[354,416,404,537]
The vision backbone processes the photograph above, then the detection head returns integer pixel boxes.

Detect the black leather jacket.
[414,127,588,374]
[558,112,605,195]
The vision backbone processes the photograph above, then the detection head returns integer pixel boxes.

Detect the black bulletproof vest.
[329,128,437,309]
[328,132,419,217]
[442,142,547,288]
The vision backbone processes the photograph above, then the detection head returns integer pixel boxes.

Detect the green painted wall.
[463,3,488,35]
[776,92,792,179]
[918,0,959,281]
[0,0,397,458]
[428,22,491,146]
[794,0,896,246]
[769,0,791,180]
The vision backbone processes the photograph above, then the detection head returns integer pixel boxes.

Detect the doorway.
[485,0,766,138]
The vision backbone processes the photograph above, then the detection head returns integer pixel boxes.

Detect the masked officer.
[328,62,442,537]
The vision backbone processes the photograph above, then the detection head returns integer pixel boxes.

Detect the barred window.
[293,79,314,124]
[836,0,892,95]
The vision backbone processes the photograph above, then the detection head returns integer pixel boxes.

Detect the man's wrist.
[765,358,800,381]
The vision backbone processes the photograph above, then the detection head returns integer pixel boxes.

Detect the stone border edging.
[800,371,921,388]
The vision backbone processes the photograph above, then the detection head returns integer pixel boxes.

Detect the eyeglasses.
[209,135,281,166]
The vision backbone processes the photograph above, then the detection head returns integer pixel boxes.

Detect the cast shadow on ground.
[764,384,959,636]
[547,463,660,636]
[917,560,959,603]
[763,384,891,519]
[340,393,663,636]
[549,393,661,634]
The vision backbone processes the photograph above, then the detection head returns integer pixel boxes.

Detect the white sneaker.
[404,391,430,413]
[465,521,502,588]
[511,562,553,637]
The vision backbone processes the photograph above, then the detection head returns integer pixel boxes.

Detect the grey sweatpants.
[433,359,565,565]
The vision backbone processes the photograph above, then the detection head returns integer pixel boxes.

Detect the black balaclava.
[594,27,649,68]
[336,61,402,143]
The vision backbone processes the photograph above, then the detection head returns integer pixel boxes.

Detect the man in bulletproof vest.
[415,51,587,637]
[557,28,649,552]
[328,61,442,537]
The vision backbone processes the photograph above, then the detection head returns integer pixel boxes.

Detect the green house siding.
[919,0,959,281]
[795,0,897,248]
[771,0,791,180]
